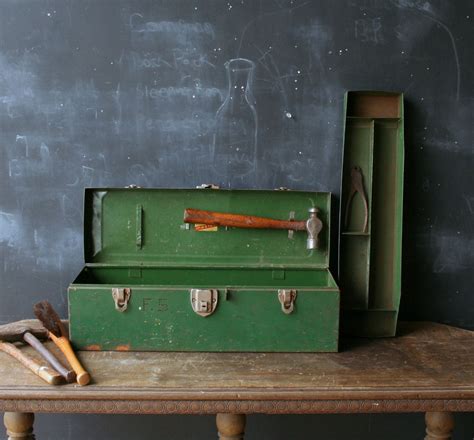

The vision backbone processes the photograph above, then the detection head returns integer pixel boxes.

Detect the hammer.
[184,207,323,249]
[0,320,76,383]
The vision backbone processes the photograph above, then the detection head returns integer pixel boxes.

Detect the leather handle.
[23,332,76,383]
[49,333,90,386]
[0,341,62,385]
[184,209,307,231]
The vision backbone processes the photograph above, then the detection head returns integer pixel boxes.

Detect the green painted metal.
[339,91,404,337]
[84,189,331,268]
[69,285,339,352]
[70,189,340,352]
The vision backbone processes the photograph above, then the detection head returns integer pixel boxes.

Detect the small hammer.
[0,320,76,383]
[184,207,323,250]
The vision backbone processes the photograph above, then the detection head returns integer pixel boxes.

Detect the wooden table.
[0,322,472,439]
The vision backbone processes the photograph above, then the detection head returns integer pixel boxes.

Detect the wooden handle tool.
[23,332,76,383]
[0,320,76,383]
[184,207,323,250]
[0,341,63,385]
[47,332,90,386]
[33,300,91,386]
[184,208,307,230]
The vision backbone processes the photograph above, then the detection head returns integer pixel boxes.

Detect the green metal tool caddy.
[339,91,405,337]
[69,188,340,352]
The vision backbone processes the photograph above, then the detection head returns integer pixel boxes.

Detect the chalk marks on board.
[354,17,384,44]
[136,84,223,101]
[211,58,258,183]
[0,211,22,248]
[254,46,290,113]
[463,195,474,216]
[8,135,52,179]
[129,13,215,48]
[127,49,216,72]
[389,0,461,100]
[117,11,223,160]
[130,16,215,39]
[414,230,473,276]
[431,234,473,274]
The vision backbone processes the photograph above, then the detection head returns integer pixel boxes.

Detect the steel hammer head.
[0,319,50,342]
[305,207,323,250]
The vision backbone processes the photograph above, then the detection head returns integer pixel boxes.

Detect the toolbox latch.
[112,288,131,312]
[278,289,297,314]
[190,289,218,317]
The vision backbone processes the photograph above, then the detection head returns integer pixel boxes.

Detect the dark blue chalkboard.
[1,2,473,438]
[1,0,472,331]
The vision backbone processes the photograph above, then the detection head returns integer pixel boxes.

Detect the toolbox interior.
[340,92,403,312]
[74,266,338,288]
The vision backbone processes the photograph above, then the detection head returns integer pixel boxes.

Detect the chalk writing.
[145,117,215,134]
[130,50,215,71]
[136,84,223,101]
[132,20,215,39]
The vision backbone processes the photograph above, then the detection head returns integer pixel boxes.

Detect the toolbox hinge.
[190,289,218,317]
[278,289,297,314]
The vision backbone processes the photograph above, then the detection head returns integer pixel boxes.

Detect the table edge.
[0,397,473,414]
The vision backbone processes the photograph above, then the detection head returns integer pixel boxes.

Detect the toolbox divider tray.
[339,91,404,337]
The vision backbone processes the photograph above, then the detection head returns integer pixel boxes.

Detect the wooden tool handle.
[23,332,76,383]
[0,341,62,385]
[49,333,90,386]
[184,208,307,231]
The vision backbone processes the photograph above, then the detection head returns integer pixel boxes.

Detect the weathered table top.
[0,322,472,414]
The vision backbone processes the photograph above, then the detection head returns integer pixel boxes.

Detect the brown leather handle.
[23,332,76,383]
[49,333,90,386]
[0,341,63,385]
[184,209,307,231]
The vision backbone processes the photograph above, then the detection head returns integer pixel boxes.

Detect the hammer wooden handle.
[49,333,90,386]
[0,341,62,385]
[184,208,307,231]
[23,332,76,383]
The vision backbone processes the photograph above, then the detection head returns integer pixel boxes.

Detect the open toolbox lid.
[83,188,332,269]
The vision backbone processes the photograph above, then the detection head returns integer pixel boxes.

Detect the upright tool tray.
[69,189,340,352]
[339,91,404,337]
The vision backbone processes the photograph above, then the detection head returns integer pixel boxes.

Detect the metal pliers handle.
[344,166,369,233]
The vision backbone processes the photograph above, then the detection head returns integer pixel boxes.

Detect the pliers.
[344,166,368,233]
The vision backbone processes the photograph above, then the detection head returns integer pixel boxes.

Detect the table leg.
[216,413,246,440]
[425,411,454,440]
[3,412,35,439]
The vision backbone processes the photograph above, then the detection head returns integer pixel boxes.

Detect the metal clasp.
[112,288,131,312]
[278,289,297,314]
[190,289,218,317]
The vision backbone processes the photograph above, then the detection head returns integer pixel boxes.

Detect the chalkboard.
[0,0,473,333]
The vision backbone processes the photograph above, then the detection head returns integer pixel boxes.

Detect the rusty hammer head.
[305,207,323,250]
[0,319,50,342]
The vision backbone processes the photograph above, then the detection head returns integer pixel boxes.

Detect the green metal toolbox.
[68,188,340,352]
[339,91,404,337]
